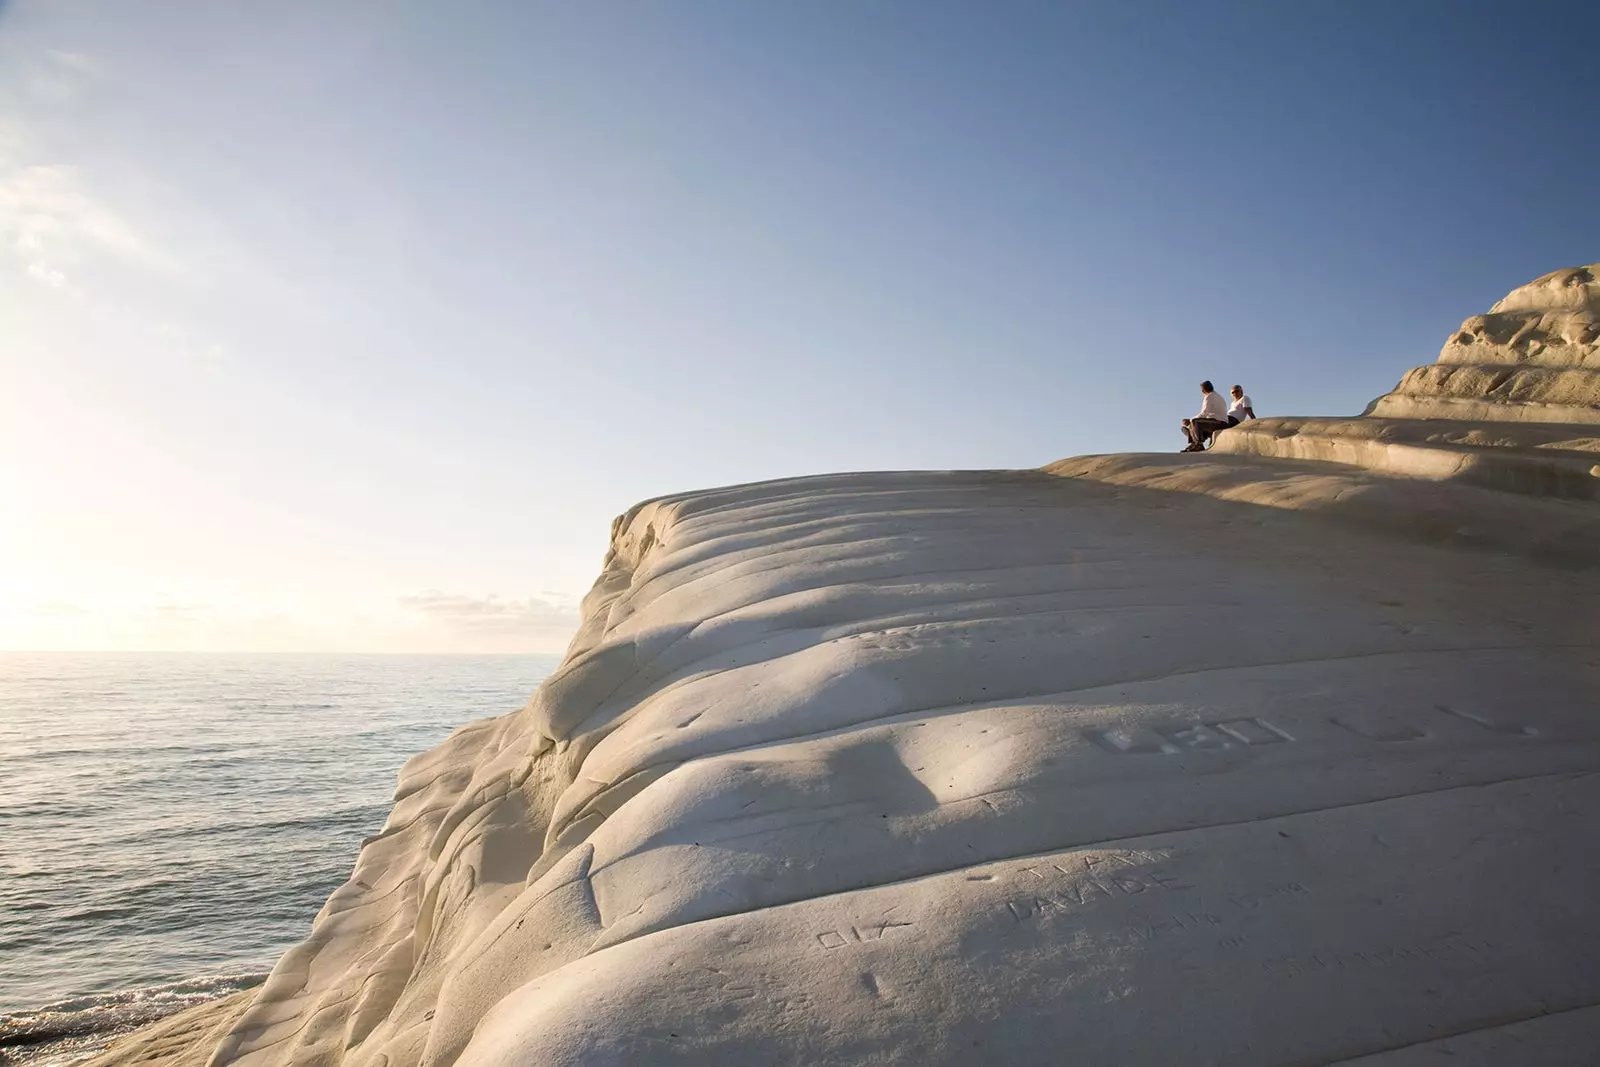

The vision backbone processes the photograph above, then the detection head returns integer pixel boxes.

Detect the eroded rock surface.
[1216,262,1600,485]
[94,270,1600,1066]
[1055,264,1600,563]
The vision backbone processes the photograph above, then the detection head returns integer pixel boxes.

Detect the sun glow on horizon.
[0,583,586,654]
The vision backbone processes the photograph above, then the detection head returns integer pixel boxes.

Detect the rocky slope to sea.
[95,266,1600,1065]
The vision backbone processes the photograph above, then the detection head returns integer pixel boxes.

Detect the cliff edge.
[95,269,1600,1066]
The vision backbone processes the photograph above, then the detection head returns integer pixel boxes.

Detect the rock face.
[1052,264,1600,561]
[1379,264,1600,422]
[1411,264,1600,410]
[100,271,1600,1066]
[1213,262,1600,499]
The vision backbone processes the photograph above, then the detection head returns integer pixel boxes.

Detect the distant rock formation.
[1217,262,1600,495]
[94,270,1600,1066]
[1379,263,1600,422]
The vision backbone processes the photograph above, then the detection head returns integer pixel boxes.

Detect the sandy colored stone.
[1211,263,1600,491]
[78,992,256,1067]
[93,268,1600,1066]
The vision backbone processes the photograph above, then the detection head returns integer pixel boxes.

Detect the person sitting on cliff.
[1181,380,1231,451]
[1227,384,1256,425]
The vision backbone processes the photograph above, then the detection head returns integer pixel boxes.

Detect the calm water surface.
[0,652,556,1060]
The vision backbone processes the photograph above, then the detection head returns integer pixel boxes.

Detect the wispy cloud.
[25,259,65,286]
[0,47,175,291]
[398,590,581,638]
[43,49,99,77]
[1,157,176,286]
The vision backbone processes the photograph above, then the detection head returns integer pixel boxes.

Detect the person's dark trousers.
[1189,416,1232,447]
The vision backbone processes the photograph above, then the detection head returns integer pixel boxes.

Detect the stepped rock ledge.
[100,267,1600,1065]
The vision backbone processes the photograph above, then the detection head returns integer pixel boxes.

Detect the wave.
[0,973,263,1062]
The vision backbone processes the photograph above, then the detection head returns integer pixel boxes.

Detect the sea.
[0,652,559,1066]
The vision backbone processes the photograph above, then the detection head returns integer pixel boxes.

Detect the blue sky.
[2,0,1595,651]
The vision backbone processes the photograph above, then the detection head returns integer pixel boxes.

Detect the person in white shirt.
[1228,384,1256,424]
[1181,380,1231,451]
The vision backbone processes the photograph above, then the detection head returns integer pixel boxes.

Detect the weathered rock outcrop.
[1222,263,1600,480]
[1386,264,1600,420]
[96,269,1600,1066]
[1054,264,1600,562]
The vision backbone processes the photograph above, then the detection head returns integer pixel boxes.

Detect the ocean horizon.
[0,651,559,1064]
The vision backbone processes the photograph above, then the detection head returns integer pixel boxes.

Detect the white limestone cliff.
[97,269,1600,1066]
